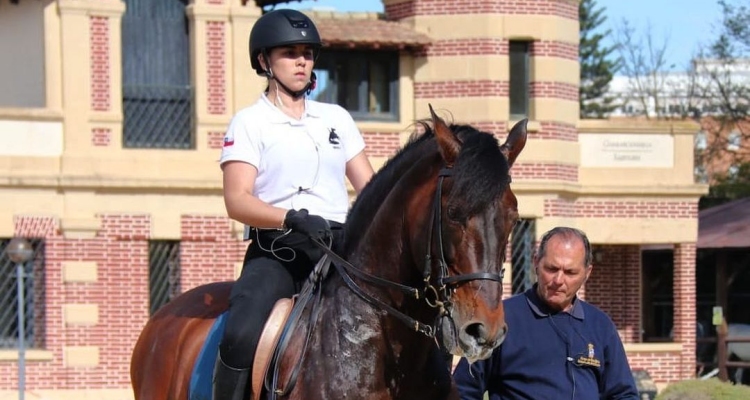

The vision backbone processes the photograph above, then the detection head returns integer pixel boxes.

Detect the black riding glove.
[283,209,331,241]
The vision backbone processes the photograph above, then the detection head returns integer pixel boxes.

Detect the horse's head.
[343,105,526,363]
[418,106,526,362]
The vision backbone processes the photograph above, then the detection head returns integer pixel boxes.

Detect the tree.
[579,0,619,118]
[699,161,750,208]
[695,0,750,207]
[612,20,681,120]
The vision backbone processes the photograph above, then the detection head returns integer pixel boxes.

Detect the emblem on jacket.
[576,343,601,368]
[328,128,341,148]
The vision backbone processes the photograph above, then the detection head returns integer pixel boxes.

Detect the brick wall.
[91,128,111,147]
[512,163,578,182]
[90,16,110,112]
[545,199,699,219]
[628,350,684,385]
[0,215,149,389]
[398,0,580,184]
[0,213,245,392]
[180,215,246,291]
[386,0,577,20]
[362,131,401,158]
[208,131,225,149]
[585,245,641,343]
[673,243,697,379]
[530,40,578,60]
[206,21,226,115]
[414,80,508,98]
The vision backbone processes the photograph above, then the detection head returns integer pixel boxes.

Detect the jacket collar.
[525,283,585,320]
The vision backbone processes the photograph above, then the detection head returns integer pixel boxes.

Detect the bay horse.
[131,106,527,400]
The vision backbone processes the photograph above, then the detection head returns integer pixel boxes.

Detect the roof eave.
[323,41,430,52]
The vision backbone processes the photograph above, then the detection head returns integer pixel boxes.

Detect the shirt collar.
[260,93,321,124]
[525,283,585,320]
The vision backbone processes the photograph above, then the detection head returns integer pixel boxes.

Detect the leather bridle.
[266,165,507,398]
[315,165,506,337]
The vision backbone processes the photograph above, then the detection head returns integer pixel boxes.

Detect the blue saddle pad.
[188,312,227,400]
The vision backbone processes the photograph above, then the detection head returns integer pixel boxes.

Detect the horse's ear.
[500,119,528,167]
[429,104,460,166]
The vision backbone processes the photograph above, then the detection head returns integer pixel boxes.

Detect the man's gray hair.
[534,227,592,267]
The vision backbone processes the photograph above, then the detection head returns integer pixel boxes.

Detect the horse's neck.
[346,163,435,285]
[322,263,444,386]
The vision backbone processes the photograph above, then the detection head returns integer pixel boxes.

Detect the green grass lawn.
[656,378,750,400]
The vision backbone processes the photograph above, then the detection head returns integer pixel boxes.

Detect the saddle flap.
[251,297,295,400]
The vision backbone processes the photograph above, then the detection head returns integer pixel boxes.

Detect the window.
[641,249,674,341]
[149,240,181,315]
[510,219,535,294]
[509,41,530,119]
[122,0,193,149]
[311,50,399,121]
[0,0,45,107]
[727,131,741,151]
[0,238,45,349]
[695,131,707,150]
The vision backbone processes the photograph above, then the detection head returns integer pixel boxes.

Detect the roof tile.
[310,12,431,50]
[698,197,750,249]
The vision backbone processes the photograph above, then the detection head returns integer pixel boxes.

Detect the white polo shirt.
[219,94,365,224]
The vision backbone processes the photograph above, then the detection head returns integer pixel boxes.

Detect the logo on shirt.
[223,135,234,147]
[328,128,341,148]
[576,343,601,368]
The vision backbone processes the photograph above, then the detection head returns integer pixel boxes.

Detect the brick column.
[586,245,641,343]
[180,215,246,292]
[673,242,697,379]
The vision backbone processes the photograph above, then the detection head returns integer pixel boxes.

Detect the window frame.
[0,238,46,350]
[311,50,400,122]
[509,40,530,120]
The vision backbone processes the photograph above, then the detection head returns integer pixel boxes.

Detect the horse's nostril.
[465,322,488,344]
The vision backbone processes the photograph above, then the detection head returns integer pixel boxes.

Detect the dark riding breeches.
[219,226,341,370]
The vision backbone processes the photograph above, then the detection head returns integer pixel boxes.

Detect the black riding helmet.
[249,9,322,76]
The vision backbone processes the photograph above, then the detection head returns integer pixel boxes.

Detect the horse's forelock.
[448,124,510,219]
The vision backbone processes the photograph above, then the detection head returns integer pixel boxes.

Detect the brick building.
[0,0,706,398]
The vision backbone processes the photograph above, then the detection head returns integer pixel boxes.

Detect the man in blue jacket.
[453,227,639,400]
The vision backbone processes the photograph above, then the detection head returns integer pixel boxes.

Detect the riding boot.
[212,353,250,400]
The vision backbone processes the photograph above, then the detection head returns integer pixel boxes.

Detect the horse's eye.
[447,206,461,221]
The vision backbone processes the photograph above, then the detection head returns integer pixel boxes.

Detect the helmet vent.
[290,20,309,29]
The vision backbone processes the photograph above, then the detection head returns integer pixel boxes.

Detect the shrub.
[656,378,750,400]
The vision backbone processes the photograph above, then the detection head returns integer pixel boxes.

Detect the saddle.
[251,296,295,400]
[245,248,334,400]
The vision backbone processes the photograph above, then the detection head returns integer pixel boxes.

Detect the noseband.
[423,167,506,322]
[266,166,506,398]
[315,165,505,337]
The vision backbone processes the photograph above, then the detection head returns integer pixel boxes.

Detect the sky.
[279,0,726,72]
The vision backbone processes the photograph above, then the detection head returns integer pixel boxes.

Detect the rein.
[264,165,506,399]
[315,166,505,337]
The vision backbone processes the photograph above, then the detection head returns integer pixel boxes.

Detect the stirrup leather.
[251,297,295,400]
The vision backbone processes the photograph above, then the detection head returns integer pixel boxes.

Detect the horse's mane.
[344,121,511,252]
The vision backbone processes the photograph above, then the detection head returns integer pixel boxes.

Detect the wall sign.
[579,133,674,168]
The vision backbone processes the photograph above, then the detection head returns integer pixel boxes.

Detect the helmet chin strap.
[261,51,317,99]
[266,69,316,100]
